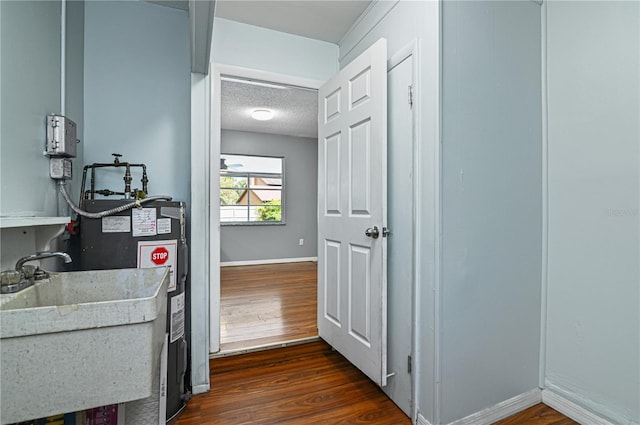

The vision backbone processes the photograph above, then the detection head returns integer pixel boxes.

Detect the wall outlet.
[299,238,304,246]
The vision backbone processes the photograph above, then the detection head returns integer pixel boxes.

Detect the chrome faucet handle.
[1,270,21,286]
[21,265,37,279]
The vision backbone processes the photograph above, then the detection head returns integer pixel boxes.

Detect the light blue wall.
[212,18,338,81]
[220,130,318,263]
[65,0,85,211]
[545,2,640,424]
[0,1,84,271]
[84,1,190,204]
[0,0,83,218]
[1,0,62,217]
[440,1,542,422]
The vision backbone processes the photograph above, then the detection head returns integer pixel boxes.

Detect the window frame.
[219,154,285,226]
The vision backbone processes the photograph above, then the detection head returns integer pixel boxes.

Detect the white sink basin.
[0,267,169,425]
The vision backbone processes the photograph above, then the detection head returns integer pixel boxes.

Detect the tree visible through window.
[220,154,284,224]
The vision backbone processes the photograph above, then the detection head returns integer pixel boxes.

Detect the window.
[220,154,284,224]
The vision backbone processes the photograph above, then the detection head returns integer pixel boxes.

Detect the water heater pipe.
[58,181,171,219]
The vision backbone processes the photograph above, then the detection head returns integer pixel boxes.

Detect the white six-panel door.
[317,38,388,387]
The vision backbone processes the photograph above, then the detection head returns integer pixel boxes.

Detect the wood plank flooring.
[176,341,575,425]
[495,404,578,425]
[219,262,318,352]
[176,340,411,425]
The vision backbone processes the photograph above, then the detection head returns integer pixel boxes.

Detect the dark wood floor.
[202,263,577,425]
[176,341,575,425]
[219,262,318,352]
[495,404,577,425]
[176,340,411,425]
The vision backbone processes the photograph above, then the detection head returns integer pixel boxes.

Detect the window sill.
[221,221,285,227]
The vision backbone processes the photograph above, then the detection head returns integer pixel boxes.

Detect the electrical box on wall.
[50,157,73,180]
[46,114,78,158]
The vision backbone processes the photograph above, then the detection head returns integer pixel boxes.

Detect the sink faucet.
[0,252,72,294]
[15,252,72,271]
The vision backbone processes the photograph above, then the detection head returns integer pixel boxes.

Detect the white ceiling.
[221,79,318,139]
[215,0,371,44]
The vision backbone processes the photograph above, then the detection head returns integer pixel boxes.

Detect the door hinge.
[408,355,412,374]
[408,85,413,108]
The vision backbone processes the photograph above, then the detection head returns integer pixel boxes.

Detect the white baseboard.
[446,389,542,425]
[220,257,318,267]
[417,413,433,425]
[542,389,620,425]
[210,336,320,358]
[415,388,634,425]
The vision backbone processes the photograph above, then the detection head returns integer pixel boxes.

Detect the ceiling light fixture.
[251,109,274,121]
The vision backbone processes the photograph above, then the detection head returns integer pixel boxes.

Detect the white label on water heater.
[157,218,172,234]
[101,216,131,233]
[137,240,177,292]
[132,208,157,237]
[170,292,185,343]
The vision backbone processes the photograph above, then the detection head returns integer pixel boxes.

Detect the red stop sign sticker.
[151,247,169,265]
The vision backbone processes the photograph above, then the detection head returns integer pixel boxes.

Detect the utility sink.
[0,267,169,425]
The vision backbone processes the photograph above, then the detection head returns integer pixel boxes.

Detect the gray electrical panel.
[46,114,77,158]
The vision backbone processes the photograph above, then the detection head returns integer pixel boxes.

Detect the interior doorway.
[209,47,418,418]
[210,65,325,354]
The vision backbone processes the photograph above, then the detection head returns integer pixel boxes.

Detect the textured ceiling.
[215,0,371,43]
[221,79,318,139]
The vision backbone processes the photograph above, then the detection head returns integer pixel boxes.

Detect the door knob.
[365,226,380,239]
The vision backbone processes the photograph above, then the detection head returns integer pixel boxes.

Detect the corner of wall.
[189,70,212,387]
[542,386,635,425]
[417,412,434,425]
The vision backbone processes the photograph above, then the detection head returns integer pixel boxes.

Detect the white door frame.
[206,48,424,419]
[385,39,419,418]
[208,63,324,353]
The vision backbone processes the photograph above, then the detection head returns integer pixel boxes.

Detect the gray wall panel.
[440,2,542,422]
[220,130,318,263]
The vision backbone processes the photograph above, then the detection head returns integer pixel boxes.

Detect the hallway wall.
[545,2,640,423]
[439,2,543,422]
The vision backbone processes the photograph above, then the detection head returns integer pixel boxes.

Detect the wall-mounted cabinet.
[0,217,70,271]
